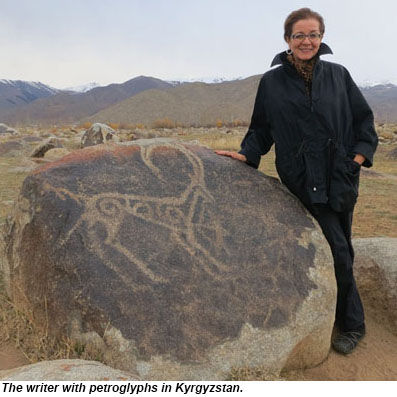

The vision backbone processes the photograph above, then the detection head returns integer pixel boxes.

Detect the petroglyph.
[6,139,329,366]
[55,142,230,285]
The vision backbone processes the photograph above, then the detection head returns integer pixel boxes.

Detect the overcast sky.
[1,0,396,88]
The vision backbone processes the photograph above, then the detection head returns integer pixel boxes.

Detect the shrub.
[78,122,92,130]
[108,122,120,130]
[232,119,249,127]
[152,118,177,129]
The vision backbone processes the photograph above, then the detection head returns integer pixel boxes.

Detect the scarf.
[287,53,318,97]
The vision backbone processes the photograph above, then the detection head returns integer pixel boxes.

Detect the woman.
[216,8,378,355]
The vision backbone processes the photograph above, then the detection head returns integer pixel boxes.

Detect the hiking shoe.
[332,328,365,354]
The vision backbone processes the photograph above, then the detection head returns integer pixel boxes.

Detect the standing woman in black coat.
[216,8,378,354]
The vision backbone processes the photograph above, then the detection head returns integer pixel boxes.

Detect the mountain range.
[0,76,396,126]
[0,76,173,125]
[0,80,59,114]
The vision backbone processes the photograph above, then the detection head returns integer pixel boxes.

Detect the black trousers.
[309,204,365,332]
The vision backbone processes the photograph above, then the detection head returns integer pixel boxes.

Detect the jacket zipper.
[310,62,320,112]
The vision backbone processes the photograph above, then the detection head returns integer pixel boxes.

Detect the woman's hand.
[214,150,247,162]
[353,153,365,165]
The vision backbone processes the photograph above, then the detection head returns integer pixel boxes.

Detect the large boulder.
[1,139,335,380]
[0,359,139,381]
[81,123,118,148]
[353,237,397,334]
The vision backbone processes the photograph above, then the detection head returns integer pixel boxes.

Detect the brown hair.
[284,8,325,42]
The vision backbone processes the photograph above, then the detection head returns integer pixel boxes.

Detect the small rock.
[0,359,140,381]
[31,137,63,158]
[0,123,17,135]
[81,123,118,148]
[22,136,44,143]
[0,141,24,156]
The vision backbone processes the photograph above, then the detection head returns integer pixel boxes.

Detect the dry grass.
[0,275,104,364]
[0,157,31,226]
[184,133,244,151]
[353,145,397,237]
[152,118,179,129]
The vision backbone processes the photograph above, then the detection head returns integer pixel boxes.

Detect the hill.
[361,84,397,123]
[1,76,173,126]
[0,80,59,115]
[85,75,261,126]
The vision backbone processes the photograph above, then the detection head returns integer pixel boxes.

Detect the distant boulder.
[2,139,335,380]
[0,141,24,156]
[81,123,118,148]
[22,136,44,143]
[353,237,397,334]
[0,123,17,135]
[30,137,63,158]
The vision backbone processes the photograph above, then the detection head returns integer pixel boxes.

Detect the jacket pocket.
[328,151,360,212]
[276,154,311,207]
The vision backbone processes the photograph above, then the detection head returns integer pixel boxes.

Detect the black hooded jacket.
[239,43,378,212]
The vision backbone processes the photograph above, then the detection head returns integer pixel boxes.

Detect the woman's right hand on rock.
[214,150,247,162]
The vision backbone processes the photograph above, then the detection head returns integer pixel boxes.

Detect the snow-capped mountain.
[167,76,245,84]
[63,82,101,93]
[0,79,59,114]
[0,79,59,95]
[0,75,174,125]
[359,79,397,88]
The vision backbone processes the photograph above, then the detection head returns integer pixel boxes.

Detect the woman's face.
[286,18,322,61]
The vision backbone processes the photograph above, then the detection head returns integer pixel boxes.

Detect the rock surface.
[0,359,139,381]
[81,123,118,148]
[353,237,397,333]
[1,139,335,380]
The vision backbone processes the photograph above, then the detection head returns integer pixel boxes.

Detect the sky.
[1,0,397,89]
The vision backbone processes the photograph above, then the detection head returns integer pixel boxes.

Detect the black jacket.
[239,43,378,212]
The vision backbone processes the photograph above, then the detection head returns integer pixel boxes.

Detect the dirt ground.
[0,344,29,371]
[284,315,397,381]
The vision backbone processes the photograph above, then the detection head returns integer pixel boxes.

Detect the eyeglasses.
[291,33,322,41]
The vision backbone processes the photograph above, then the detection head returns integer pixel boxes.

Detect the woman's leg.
[312,205,365,332]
